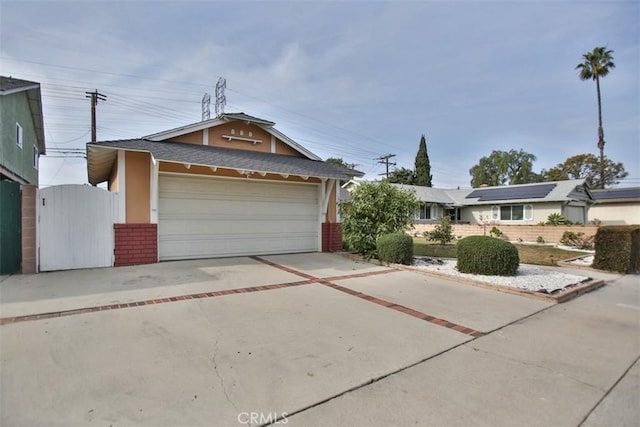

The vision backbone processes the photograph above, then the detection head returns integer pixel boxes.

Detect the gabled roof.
[590,187,640,203]
[144,112,320,161]
[86,139,362,186]
[391,184,457,205]
[0,76,46,154]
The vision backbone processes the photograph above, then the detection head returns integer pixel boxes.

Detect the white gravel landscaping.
[412,257,591,294]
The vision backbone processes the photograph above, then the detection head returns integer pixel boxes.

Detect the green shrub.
[377,233,414,265]
[546,213,572,225]
[537,236,545,244]
[489,226,503,238]
[456,236,519,276]
[593,226,640,273]
[423,216,454,245]
[340,181,419,258]
[560,231,594,250]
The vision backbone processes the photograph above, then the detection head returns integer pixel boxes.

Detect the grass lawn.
[413,238,588,266]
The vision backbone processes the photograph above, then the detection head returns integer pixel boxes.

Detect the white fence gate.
[39,185,120,271]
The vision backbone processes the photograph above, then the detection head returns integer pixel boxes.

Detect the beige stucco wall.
[461,202,564,225]
[167,123,302,157]
[589,203,640,225]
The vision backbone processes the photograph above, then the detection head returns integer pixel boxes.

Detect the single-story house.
[344,179,594,225]
[86,112,362,265]
[588,187,640,225]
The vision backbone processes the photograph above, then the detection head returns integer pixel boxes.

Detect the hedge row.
[593,226,640,273]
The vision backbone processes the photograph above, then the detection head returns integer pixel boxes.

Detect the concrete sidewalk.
[289,274,640,426]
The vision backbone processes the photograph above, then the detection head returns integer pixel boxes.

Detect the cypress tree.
[414,134,433,187]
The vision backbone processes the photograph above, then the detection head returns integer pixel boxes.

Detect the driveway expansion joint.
[251,256,483,337]
[1,256,483,337]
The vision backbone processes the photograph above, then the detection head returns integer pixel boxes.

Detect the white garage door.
[159,174,319,260]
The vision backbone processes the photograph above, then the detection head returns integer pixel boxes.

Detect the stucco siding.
[167,123,303,157]
[589,203,640,225]
[125,151,150,223]
[460,202,564,225]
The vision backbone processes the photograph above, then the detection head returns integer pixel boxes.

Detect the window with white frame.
[16,123,23,148]
[415,203,432,220]
[33,146,39,170]
[492,204,533,221]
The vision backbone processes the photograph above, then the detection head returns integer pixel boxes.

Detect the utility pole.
[377,154,396,178]
[85,90,107,142]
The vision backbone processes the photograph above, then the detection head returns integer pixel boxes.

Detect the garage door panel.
[158,175,319,260]
[160,217,317,236]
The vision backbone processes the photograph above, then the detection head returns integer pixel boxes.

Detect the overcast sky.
[1,0,638,189]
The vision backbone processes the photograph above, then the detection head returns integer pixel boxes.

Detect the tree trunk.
[596,76,605,189]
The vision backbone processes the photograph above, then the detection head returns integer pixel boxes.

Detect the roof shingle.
[87,139,362,185]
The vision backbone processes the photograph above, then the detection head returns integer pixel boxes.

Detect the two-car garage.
[158,174,320,260]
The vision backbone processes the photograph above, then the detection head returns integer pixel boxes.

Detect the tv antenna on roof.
[215,77,226,117]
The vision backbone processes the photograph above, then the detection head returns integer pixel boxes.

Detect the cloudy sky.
[1,0,638,189]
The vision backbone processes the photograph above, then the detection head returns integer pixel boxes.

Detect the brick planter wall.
[114,224,157,266]
[322,222,343,252]
[413,223,599,244]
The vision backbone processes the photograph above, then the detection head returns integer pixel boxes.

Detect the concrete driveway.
[0,253,637,426]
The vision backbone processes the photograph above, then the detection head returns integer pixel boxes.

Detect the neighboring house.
[86,112,362,265]
[344,179,594,225]
[588,187,640,225]
[0,76,45,274]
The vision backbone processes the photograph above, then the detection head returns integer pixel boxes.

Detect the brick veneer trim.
[114,223,158,267]
[322,222,343,252]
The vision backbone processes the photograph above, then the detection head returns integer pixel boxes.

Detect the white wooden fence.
[39,185,120,271]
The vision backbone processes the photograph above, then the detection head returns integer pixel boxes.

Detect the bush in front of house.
[377,233,414,265]
[456,235,519,276]
[560,231,594,250]
[593,226,640,273]
[546,213,572,225]
[423,216,454,245]
[340,180,419,258]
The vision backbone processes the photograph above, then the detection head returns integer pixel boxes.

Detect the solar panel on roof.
[466,183,557,201]
[591,188,640,200]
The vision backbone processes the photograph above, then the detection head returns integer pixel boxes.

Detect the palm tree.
[576,46,615,188]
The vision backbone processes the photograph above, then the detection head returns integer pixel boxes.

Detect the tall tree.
[414,134,433,187]
[469,149,541,187]
[387,167,415,185]
[547,153,627,189]
[576,47,615,186]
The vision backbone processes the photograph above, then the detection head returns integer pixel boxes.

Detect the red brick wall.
[21,185,37,274]
[322,223,343,252]
[114,224,157,266]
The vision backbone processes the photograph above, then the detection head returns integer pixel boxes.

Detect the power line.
[377,154,396,178]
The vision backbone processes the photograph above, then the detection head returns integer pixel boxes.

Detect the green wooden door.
[0,180,21,274]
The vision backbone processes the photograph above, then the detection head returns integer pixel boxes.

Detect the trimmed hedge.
[457,236,519,276]
[593,225,640,273]
[377,233,414,265]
